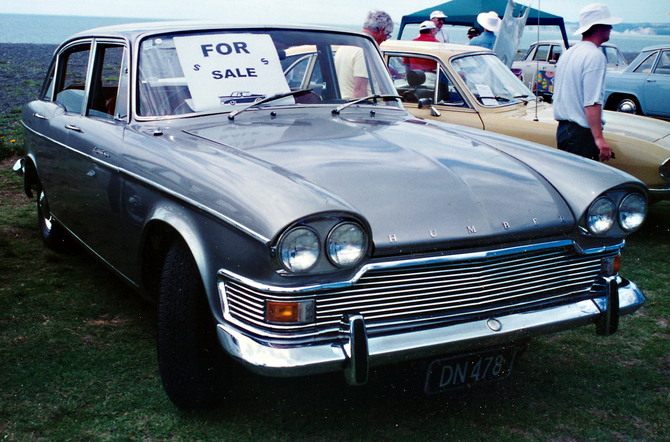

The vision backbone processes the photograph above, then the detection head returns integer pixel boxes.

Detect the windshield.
[137,29,399,117]
[451,53,535,106]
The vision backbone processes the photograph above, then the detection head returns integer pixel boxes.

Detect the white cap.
[430,10,447,19]
[573,3,622,35]
[419,21,437,31]
[477,11,502,32]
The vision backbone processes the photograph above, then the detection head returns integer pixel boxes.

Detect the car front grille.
[222,243,615,339]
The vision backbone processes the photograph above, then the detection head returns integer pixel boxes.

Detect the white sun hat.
[430,10,447,19]
[477,11,502,32]
[419,20,437,31]
[573,3,622,35]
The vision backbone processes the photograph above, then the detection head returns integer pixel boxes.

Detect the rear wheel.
[157,238,225,410]
[614,96,640,114]
[37,189,70,251]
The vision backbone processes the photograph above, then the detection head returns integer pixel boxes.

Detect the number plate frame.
[424,346,517,394]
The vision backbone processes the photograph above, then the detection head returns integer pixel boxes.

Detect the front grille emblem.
[487,318,502,332]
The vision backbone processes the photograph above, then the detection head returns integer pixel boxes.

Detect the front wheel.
[157,238,225,410]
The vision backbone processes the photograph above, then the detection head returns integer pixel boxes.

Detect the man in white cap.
[553,3,622,162]
[430,10,449,43]
[469,11,501,49]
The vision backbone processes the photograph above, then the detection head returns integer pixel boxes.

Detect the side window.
[436,67,465,107]
[532,45,550,62]
[114,48,130,119]
[549,45,562,63]
[387,55,436,103]
[653,51,670,75]
[633,52,658,74]
[603,46,623,66]
[87,44,125,119]
[284,54,313,89]
[41,63,56,101]
[54,43,91,113]
[283,53,323,98]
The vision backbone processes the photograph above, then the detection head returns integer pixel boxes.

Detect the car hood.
[166,108,575,251]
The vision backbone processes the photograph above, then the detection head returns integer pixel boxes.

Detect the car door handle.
[646,79,656,83]
[65,124,82,132]
[33,113,47,120]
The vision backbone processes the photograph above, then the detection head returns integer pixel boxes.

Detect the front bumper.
[216,276,644,385]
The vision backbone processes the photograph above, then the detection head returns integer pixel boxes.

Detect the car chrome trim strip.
[219,239,624,295]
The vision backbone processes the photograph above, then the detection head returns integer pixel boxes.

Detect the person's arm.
[353,77,368,98]
[585,104,612,162]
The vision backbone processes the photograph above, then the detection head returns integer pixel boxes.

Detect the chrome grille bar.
[221,244,615,337]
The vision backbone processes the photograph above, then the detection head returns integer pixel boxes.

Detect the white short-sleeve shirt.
[553,41,607,129]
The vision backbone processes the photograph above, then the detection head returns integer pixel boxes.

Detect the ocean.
[1,13,668,56]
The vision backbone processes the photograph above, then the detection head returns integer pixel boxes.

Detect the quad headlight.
[618,193,647,232]
[586,197,615,235]
[585,192,647,236]
[327,222,368,267]
[278,227,320,273]
[277,219,369,274]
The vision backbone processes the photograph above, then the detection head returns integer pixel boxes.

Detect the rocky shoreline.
[0,43,58,116]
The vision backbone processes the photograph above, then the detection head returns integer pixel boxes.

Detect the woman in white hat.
[553,3,623,163]
[468,11,501,50]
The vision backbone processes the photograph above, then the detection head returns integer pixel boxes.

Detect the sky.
[0,0,668,25]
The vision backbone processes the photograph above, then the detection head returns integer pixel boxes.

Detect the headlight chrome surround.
[618,193,647,232]
[586,197,616,236]
[326,222,368,268]
[278,226,321,273]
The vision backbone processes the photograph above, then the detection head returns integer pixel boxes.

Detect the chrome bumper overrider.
[216,276,644,385]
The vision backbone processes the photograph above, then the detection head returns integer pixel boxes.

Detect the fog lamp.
[266,300,315,324]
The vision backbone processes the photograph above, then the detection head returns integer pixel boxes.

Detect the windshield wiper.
[228,89,313,120]
[332,94,401,115]
[513,94,531,104]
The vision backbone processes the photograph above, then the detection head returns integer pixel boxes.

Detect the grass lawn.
[1,152,669,441]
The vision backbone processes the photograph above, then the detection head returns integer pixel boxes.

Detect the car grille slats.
[223,246,611,337]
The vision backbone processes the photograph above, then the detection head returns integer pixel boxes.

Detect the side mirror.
[417,98,433,109]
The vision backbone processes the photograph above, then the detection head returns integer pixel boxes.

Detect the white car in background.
[512,40,628,100]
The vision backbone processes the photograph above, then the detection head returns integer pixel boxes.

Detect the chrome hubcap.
[39,191,53,232]
[617,99,637,114]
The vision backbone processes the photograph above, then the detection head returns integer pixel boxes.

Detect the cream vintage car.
[380,40,670,203]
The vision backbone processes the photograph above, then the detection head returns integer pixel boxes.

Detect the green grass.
[1,128,669,440]
[0,109,24,160]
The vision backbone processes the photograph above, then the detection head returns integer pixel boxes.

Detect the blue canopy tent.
[398,0,569,48]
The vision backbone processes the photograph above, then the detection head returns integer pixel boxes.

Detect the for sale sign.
[174,33,292,111]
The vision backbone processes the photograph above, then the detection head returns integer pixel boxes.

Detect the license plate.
[424,346,517,394]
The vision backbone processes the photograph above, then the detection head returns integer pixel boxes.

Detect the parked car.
[512,40,627,100]
[604,45,670,119]
[16,23,647,410]
[380,40,670,203]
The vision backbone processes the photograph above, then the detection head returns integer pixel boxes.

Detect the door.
[643,50,670,117]
[46,40,129,266]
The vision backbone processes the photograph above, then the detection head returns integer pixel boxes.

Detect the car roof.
[529,39,618,49]
[639,44,669,52]
[62,21,361,45]
[380,40,491,57]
